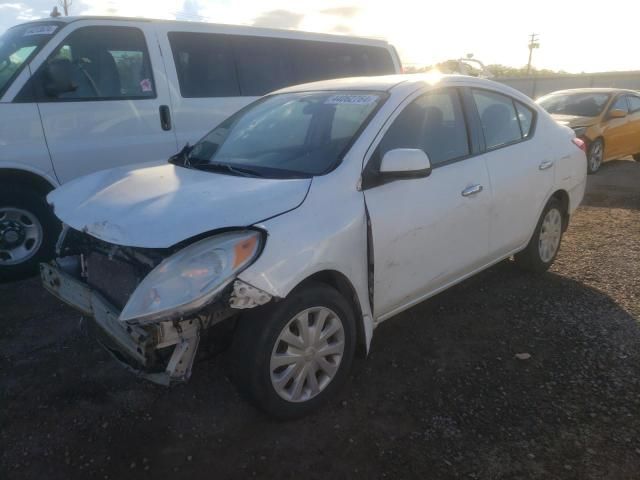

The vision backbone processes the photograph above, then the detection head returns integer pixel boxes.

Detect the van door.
[23,21,178,183]
[154,26,254,148]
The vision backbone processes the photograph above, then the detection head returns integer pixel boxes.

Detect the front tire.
[587,138,604,174]
[0,187,59,282]
[229,282,356,419]
[514,198,565,273]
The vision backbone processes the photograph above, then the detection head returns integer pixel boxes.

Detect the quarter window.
[36,26,155,100]
[473,90,523,149]
[515,101,534,138]
[627,95,640,114]
[379,89,469,166]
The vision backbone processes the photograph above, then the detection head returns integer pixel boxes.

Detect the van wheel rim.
[270,306,345,403]
[589,142,603,171]
[538,208,562,263]
[0,208,43,266]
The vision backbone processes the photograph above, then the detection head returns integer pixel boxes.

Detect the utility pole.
[526,33,540,75]
[59,0,72,16]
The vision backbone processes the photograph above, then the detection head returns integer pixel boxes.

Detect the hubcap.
[270,306,345,403]
[538,208,562,263]
[0,208,43,266]
[589,142,603,172]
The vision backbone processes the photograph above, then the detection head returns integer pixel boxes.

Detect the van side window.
[34,26,155,101]
[168,32,240,98]
[379,88,470,166]
[233,36,295,96]
[472,90,524,149]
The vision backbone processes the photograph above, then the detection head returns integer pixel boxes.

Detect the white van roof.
[16,16,392,48]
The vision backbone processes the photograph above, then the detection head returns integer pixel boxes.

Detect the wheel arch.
[550,189,570,231]
[0,168,58,196]
[294,270,368,357]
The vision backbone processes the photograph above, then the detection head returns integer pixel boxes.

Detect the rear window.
[168,32,395,98]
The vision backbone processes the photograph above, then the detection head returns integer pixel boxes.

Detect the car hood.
[550,113,597,128]
[48,162,312,248]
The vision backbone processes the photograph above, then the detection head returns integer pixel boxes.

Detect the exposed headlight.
[572,126,588,137]
[120,230,262,324]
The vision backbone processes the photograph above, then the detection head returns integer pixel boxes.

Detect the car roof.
[276,74,531,99]
[12,16,391,47]
[543,88,639,96]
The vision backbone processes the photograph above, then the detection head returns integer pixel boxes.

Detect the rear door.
[470,88,553,257]
[622,94,640,156]
[602,95,630,159]
[21,20,178,183]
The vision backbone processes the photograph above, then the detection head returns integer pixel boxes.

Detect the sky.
[1,0,638,73]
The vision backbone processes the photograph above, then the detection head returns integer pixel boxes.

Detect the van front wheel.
[0,187,59,281]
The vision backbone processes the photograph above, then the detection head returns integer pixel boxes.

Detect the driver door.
[363,88,492,320]
[21,21,178,183]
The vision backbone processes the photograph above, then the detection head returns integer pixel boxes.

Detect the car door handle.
[539,160,554,170]
[159,105,172,131]
[461,184,483,197]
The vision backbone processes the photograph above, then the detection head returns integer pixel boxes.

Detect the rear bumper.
[40,262,201,385]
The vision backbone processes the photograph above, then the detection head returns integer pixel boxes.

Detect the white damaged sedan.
[42,74,586,418]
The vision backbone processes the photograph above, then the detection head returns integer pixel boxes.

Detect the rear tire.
[587,138,604,174]
[514,198,565,273]
[228,282,356,420]
[0,187,59,282]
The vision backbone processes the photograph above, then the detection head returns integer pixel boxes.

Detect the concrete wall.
[494,71,640,99]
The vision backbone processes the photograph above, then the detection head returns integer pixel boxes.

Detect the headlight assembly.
[119,230,262,324]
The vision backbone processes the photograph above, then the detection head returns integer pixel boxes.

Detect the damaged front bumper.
[41,263,209,386]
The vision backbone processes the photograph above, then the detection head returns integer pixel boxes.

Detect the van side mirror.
[43,59,77,98]
[379,148,432,178]
[609,108,627,119]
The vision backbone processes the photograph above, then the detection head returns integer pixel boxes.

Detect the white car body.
[0,16,399,274]
[46,74,587,366]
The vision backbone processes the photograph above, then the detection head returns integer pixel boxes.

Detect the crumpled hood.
[48,162,311,248]
[550,113,597,128]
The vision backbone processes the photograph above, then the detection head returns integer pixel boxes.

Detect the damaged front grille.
[85,251,141,310]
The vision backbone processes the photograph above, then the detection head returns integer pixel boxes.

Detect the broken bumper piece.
[41,263,202,386]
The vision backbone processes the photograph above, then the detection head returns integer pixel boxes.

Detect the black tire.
[514,198,565,273]
[587,138,604,174]
[0,186,60,282]
[633,154,640,162]
[228,282,356,420]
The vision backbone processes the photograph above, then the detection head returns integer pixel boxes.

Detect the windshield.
[537,92,611,117]
[0,23,61,98]
[186,91,385,178]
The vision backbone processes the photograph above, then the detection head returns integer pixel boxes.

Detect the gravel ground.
[1,159,639,480]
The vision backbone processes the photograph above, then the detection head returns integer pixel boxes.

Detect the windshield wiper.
[168,143,193,167]
[193,162,265,178]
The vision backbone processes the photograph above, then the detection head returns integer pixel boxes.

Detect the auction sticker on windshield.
[324,94,378,105]
[23,25,58,36]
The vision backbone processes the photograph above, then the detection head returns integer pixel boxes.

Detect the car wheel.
[514,198,565,273]
[229,282,356,419]
[0,187,59,282]
[587,138,604,174]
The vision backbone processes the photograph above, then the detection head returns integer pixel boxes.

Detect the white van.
[0,16,401,279]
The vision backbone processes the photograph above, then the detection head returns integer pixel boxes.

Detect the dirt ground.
[1,159,639,480]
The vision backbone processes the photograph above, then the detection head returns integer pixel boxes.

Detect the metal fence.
[493,71,640,99]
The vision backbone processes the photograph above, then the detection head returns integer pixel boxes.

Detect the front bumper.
[40,262,201,385]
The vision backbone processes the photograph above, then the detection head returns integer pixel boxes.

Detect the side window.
[627,95,640,114]
[610,95,628,113]
[168,32,239,98]
[473,90,523,149]
[515,101,534,138]
[233,36,295,96]
[37,26,155,101]
[379,88,470,166]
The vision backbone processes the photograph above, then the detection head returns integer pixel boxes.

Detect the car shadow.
[582,158,640,210]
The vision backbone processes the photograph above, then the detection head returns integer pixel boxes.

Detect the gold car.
[537,88,640,173]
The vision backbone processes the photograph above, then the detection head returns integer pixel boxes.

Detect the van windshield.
[186,91,385,178]
[0,23,61,98]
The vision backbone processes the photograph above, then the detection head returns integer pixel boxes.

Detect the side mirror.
[43,59,77,98]
[379,148,432,178]
[609,108,627,119]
